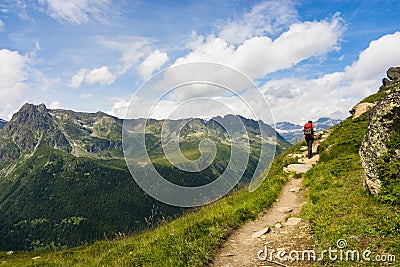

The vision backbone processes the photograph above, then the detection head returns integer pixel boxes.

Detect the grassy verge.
[302,105,400,265]
[0,143,302,266]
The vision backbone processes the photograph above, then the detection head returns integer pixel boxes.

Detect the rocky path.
[212,134,328,267]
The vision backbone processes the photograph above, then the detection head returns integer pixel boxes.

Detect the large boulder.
[387,66,400,81]
[349,102,375,119]
[379,66,400,91]
[360,84,400,195]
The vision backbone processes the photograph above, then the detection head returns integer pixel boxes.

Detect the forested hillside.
[0,103,289,251]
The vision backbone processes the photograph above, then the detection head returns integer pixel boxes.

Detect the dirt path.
[212,134,328,267]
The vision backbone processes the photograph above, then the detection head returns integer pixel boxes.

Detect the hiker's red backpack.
[303,122,314,136]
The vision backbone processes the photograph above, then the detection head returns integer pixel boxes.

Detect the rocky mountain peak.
[10,103,52,132]
[0,103,71,155]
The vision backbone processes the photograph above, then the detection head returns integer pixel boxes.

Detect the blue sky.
[1,0,400,124]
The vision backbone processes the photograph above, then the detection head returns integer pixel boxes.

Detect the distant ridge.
[274,118,342,143]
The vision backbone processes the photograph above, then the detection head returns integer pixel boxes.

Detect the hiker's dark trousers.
[305,135,314,159]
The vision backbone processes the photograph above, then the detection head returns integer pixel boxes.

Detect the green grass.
[359,80,397,104]
[0,142,304,266]
[302,107,400,265]
[375,132,400,206]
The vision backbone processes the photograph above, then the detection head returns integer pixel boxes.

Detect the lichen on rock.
[360,70,400,196]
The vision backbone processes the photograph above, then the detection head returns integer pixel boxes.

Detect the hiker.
[303,120,316,159]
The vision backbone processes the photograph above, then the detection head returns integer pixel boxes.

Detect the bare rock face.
[360,84,400,195]
[0,103,72,154]
[350,102,376,119]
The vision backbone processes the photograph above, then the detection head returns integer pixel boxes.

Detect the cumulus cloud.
[175,13,344,79]
[98,36,170,80]
[69,69,87,88]
[39,0,114,24]
[108,98,130,118]
[344,31,400,81]
[218,0,299,43]
[97,36,153,75]
[137,50,168,80]
[118,7,345,122]
[0,49,29,119]
[127,30,400,125]
[262,32,400,124]
[85,66,115,85]
[262,74,357,124]
[69,66,116,88]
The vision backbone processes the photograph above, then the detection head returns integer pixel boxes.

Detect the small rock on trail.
[251,227,270,239]
[285,217,302,226]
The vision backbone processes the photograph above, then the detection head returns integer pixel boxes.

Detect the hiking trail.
[212,132,329,267]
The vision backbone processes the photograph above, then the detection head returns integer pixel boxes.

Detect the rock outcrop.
[86,139,122,153]
[360,76,400,195]
[379,66,400,91]
[350,102,376,119]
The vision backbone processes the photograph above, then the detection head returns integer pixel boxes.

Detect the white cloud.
[69,69,87,88]
[137,50,168,79]
[0,49,29,119]
[69,66,115,88]
[107,5,396,125]
[40,76,61,91]
[85,66,115,85]
[0,19,4,32]
[175,13,344,79]
[218,0,299,43]
[119,10,344,123]
[262,32,400,124]
[49,101,62,109]
[344,31,400,81]
[39,0,114,24]
[0,49,27,88]
[133,30,399,124]
[262,74,358,124]
[98,36,170,80]
[97,36,153,75]
[108,98,130,118]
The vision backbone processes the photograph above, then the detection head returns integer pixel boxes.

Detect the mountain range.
[274,118,342,143]
[0,103,290,251]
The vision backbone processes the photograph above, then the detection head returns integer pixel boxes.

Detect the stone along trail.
[212,133,329,267]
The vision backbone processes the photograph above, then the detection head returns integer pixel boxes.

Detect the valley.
[0,104,289,251]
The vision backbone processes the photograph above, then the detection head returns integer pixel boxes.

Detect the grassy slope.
[0,141,300,266]
[302,91,400,265]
